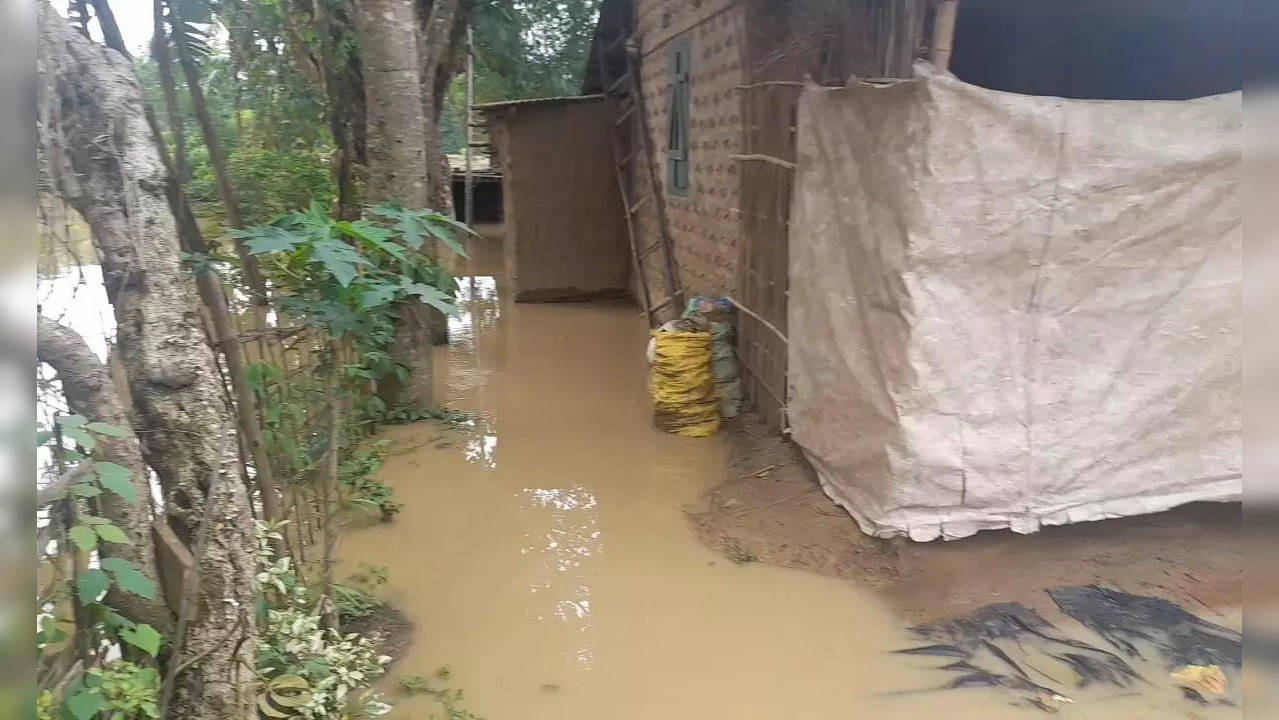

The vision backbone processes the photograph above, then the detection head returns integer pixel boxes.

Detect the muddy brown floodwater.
[340,233,1239,719]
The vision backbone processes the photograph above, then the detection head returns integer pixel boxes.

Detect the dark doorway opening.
[451,175,503,224]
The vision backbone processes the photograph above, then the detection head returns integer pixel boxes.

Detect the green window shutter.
[667,38,690,195]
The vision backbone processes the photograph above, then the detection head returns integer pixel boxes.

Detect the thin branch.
[36,464,93,507]
[89,0,129,57]
[723,294,789,344]
[173,613,244,676]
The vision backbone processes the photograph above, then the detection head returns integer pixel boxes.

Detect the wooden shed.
[477,95,631,302]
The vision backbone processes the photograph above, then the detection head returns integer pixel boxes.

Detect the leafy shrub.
[191,148,335,226]
[36,417,168,720]
[87,661,160,720]
[340,442,400,520]
[332,562,389,622]
[253,523,393,718]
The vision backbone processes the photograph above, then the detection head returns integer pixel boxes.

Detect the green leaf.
[72,483,102,498]
[95,524,133,545]
[99,556,130,572]
[95,462,137,502]
[77,569,110,605]
[355,222,404,262]
[405,283,460,317]
[36,625,67,649]
[85,421,131,437]
[80,515,111,525]
[68,525,98,551]
[359,283,399,309]
[367,200,405,220]
[120,623,162,657]
[237,226,302,254]
[65,427,96,453]
[433,211,480,237]
[110,563,156,600]
[344,219,393,243]
[66,688,106,720]
[245,362,263,390]
[304,199,332,229]
[398,217,423,249]
[37,615,68,649]
[57,414,88,429]
[311,239,367,287]
[103,608,136,630]
[424,221,469,258]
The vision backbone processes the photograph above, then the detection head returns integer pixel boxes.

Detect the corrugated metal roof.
[474,94,605,112]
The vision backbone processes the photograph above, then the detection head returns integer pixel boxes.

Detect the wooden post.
[932,0,959,71]
[464,26,475,232]
[320,338,342,631]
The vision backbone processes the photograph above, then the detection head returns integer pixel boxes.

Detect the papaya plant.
[233,199,468,355]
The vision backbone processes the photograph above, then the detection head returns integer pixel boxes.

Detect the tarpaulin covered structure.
[788,64,1242,540]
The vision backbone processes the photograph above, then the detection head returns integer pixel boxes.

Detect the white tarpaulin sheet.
[788,64,1241,541]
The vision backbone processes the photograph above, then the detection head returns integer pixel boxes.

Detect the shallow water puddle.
[340,237,1238,719]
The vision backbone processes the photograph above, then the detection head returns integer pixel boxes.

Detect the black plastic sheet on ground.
[892,585,1241,712]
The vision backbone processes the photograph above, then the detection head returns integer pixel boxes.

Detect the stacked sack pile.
[647,297,743,437]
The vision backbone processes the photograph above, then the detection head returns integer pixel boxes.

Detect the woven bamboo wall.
[735,82,797,430]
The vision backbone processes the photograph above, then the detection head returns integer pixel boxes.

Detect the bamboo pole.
[729,153,798,171]
[320,339,342,631]
[931,0,959,70]
[464,26,475,232]
[723,295,788,344]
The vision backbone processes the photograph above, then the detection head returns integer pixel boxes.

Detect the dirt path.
[691,414,1243,625]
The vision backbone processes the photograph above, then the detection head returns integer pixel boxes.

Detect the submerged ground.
[340,230,1242,719]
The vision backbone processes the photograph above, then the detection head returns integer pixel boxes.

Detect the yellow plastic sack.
[650,329,720,437]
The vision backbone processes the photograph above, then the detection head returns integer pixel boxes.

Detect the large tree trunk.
[37,318,175,636]
[417,0,461,218]
[359,0,430,207]
[37,5,258,717]
[414,0,462,346]
[307,0,359,219]
[358,0,436,401]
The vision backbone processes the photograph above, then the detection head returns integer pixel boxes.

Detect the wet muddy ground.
[340,231,1242,719]
[693,414,1243,626]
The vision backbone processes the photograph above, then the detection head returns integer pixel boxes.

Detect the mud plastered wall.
[634,0,745,300]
